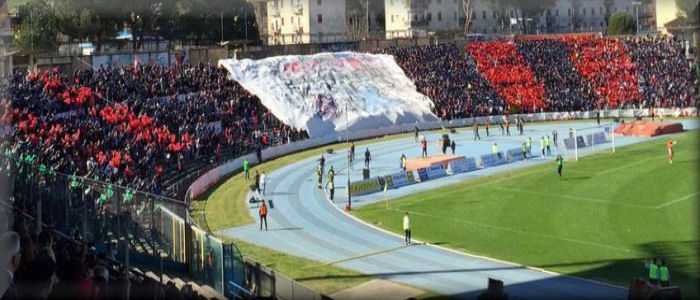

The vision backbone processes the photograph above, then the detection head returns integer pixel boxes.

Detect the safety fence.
[241,258,330,300]
[1,150,252,298]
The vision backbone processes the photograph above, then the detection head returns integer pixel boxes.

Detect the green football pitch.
[354,130,699,297]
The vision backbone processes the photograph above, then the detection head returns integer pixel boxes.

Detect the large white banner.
[219,52,438,137]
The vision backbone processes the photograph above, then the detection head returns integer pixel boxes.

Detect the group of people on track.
[252,122,680,233]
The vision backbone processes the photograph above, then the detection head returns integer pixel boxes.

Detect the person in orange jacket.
[259,200,268,231]
[667,139,677,164]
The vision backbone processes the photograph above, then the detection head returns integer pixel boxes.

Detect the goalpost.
[559,123,617,161]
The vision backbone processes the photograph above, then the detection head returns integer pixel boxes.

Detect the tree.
[346,0,369,41]
[153,0,184,43]
[488,0,556,34]
[174,0,258,45]
[13,0,59,57]
[54,0,120,52]
[462,0,473,34]
[607,12,636,35]
[675,0,699,23]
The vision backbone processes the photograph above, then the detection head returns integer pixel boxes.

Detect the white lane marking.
[593,156,656,176]
[386,208,632,253]
[491,186,655,209]
[655,192,700,209]
[323,189,628,291]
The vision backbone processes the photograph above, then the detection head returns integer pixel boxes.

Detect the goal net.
[557,124,616,161]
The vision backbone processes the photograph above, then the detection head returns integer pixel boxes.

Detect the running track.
[220,120,698,299]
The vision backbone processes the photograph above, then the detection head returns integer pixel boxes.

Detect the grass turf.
[198,131,418,232]
[354,130,699,298]
[193,132,422,295]
[220,237,371,295]
[198,119,601,232]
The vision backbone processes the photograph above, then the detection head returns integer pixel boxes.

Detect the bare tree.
[346,0,368,41]
[463,0,473,34]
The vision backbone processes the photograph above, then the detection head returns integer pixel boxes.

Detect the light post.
[345,101,352,211]
[632,1,642,35]
[366,0,370,39]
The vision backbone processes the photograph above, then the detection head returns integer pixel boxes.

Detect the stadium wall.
[186,107,697,200]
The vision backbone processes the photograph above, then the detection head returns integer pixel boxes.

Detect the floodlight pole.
[346,101,352,211]
[632,1,642,35]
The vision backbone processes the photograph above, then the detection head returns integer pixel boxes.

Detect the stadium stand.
[4,65,308,198]
[388,36,694,118]
[467,41,547,112]
[2,201,224,300]
[0,33,696,300]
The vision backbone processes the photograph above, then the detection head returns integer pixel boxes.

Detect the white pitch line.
[655,192,700,209]
[492,186,655,209]
[593,156,657,176]
[414,166,554,203]
[386,208,632,253]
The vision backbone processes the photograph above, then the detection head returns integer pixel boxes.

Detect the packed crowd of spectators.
[3,36,694,197]
[4,64,308,195]
[387,36,696,119]
[564,36,642,108]
[516,39,599,111]
[384,44,508,119]
[0,33,696,300]
[626,36,697,108]
[467,41,547,112]
[1,211,218,300]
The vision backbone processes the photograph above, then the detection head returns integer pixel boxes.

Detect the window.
[592,7,595,16]
[317,0,321,5]
[391,15,394,23]
[454,11,458,21]
[600,7,604,15]
[582,8,586,16]
[556,9,559,16]
[483,10,487,19]
[317,14,322,23]
[568,8,571,16]
[282,17,285,25]
[437,0,441,4]
[438,11,442,21]
[427,12,432,21]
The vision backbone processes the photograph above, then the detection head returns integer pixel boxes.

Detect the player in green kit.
[556,155,564,177]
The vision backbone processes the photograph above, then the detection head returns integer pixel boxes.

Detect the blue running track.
[219,120,698,299]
